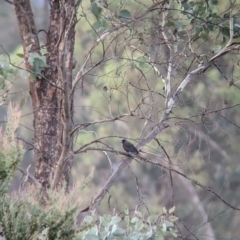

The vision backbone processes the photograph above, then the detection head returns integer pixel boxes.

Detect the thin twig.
[18,167,41,188]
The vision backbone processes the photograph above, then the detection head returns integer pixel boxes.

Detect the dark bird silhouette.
[121,139,139,154]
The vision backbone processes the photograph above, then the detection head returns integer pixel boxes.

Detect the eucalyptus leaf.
[119,9,131,22]
[91,2,102,20]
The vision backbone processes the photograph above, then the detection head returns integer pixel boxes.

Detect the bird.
[121,139,139,155]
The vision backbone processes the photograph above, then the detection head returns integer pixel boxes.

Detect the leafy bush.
[75,207,178,240]
[0,104,79,240]
[0,187,79,240]
[0,104,24,194]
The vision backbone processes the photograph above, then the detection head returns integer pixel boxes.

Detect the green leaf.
[162,207,167,214]
[99,0,108,8]
[199,31,208,41]
[147,215,158,223]
[112,225,125,236]
[155,232,165,240]
[162,223,167,232]
[83,233,99,240]
[134,221,145,231]
[110,216,121,225]
[131,217,139,223]
[92,21,102,31]
[233,36,240,43]
[145,229,153,238]
[182,2,190,10]
[92,19,108,32]
[86,226,99,236]
[124,215,130,226]
[165,21,175,27]
[210,0,218,5]
[169,206,175,214]
[192,4,198,13]
[195,26,202,35]
[165,220,174,228]
[129,61,136,70]
[119,9,131,22]
[28,52,49,81]
[134,211,143,218]
[115,66,122,76]
[170,231,178,237]
[41,227,49,236]
[91,2,102,20]
[0,79,5,89]
[221,27,229,37]
[124,206,129,215]
[84,215,94,224]
[0,57,16,82]
[101,19,108,28]
[168,215,178,222]
[16,53,24,58]
[136,56,149,68]
[212,45,222,53]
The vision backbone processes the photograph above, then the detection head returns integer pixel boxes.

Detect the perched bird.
[121,139,139,155]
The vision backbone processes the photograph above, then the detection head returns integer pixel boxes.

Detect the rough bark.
[14,0,76,189]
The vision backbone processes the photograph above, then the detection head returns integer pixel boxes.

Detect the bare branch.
[18,167,41,188]
[71,114,130,136]
[87,37,240,210]
[71,0,168,93]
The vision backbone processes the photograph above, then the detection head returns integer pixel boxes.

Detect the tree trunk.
[14,0,76,189]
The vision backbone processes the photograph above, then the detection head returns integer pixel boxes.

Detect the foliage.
[0,189,178,240]
[0,104,24,194]
[0,187,80,240]
[0,104,78,240]
[25,52,48,81]
[75,207,178,240]
[179,0,240,43]
[0,55,16,89]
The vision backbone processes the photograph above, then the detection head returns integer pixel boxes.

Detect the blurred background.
[1,0,240,239]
